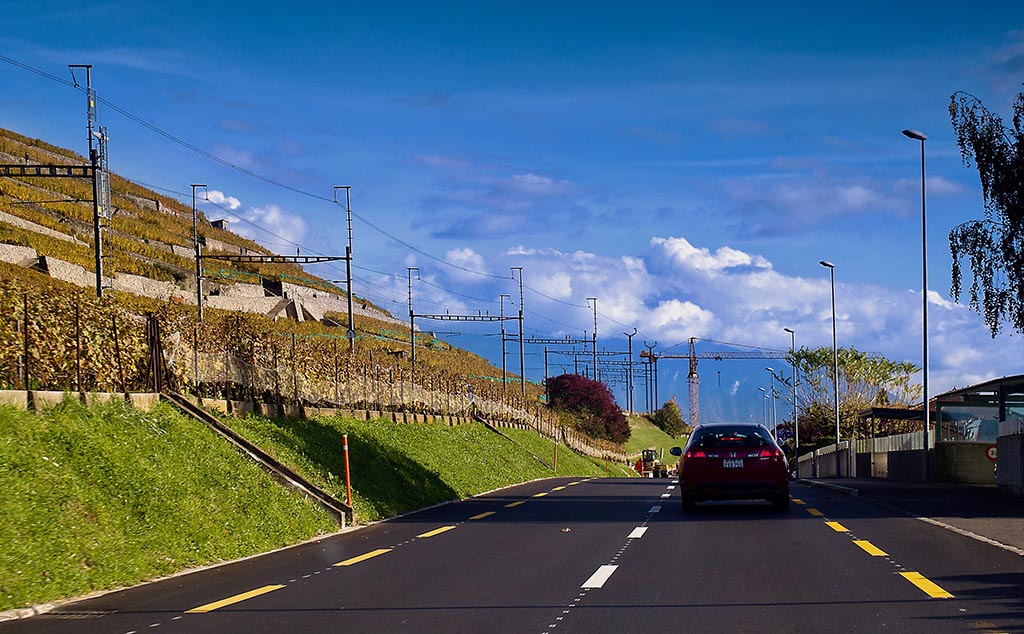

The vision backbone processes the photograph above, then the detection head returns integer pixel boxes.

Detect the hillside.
[0,127,551,412]
[0,127,397,323]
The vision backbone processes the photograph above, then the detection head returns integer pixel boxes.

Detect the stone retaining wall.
[0,390,160,412]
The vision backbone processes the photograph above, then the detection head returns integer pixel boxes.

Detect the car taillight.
[756,448,782,458]
[685,449,707,459]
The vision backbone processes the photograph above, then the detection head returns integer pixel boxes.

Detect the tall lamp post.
[783,327,798,464]
[820,260,841,477]
[902,128,930,483]
[758,387,768,426]
[765,368,778,439]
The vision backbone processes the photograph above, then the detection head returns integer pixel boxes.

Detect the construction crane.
[641,337,789,426]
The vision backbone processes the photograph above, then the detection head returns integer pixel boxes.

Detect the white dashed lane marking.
[581,565,619,588]
[627,527,648,539]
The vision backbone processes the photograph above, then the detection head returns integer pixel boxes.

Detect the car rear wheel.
[770,493,790,511]
[681,493,696,511]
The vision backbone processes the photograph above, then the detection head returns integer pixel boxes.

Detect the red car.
[671,423,789,511]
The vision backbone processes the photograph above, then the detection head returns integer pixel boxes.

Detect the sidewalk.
[801,478,1024,555]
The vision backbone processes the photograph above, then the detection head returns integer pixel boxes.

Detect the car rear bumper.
[681,479,789,501]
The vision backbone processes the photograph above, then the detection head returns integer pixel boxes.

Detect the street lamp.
[783,327,798,465]
[765,368,778,439]
[902,128,930,483]
[758,387,768,426]
[820,260,841,477]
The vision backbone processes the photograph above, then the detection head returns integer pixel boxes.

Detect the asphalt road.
[3,478,1022,634]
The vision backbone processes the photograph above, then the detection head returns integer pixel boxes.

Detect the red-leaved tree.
[545,374,630,443]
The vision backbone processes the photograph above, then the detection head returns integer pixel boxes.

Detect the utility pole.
[587,297,598,380]
[624,327,637,412]
[511,267,525,397]
[499,293,510,394]
[543,346,549,402]
[191,184,207,321]
[69,64,104,297]
[334,186,355,353]
[408,267,419,368]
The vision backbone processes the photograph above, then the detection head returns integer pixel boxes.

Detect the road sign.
[986,445,998,461]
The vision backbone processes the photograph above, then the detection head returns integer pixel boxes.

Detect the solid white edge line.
[628,527,648,539]
[581,565,619,588]
[917,517,1024,557]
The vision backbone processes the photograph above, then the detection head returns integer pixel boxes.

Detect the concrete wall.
[41,256,97,288]
[934,442,998,485]
[996,434,1023,495]
[0,390,160,412]
[0,210,86,245]
[113,273,191,303]
[0,243,39,267]
[885,449,929,483]
[799,443,930,483]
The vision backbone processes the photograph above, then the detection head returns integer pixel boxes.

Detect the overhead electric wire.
[4,54,656,354]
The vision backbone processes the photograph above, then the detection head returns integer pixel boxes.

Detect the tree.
[545,374,630,443]
[653,398,688,437]
[788,346,921,447]
[948,89,1024,336]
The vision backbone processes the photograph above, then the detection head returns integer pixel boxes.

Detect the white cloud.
[498,233,1024,398]
[532,272,573,299]
[652,236,770,272]
[206,190,241,210]
[227,203,307,248]
[444,247,490,283]
[446,247,486,272]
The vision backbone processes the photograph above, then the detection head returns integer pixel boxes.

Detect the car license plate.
[723,459,743,468]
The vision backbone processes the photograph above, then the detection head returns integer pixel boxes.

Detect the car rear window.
[692,426,773,449]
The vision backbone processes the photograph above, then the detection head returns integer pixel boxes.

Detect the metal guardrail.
[161,392,353,526]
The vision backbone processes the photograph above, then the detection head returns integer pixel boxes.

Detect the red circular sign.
[986,445,998,461]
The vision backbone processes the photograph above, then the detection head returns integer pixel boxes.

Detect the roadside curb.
[797,478,860,496]
[0,604,57,622]
[0,475,593,623]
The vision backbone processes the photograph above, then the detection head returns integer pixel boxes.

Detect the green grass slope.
[0,399,336,612]
[625,414,687,461]
[225,415,610,522]
[0,401,612,612]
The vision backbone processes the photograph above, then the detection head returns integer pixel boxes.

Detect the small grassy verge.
[224,415,610,523]
[497,427,619,476]
[0,399,335,612]
[626,414,687,461]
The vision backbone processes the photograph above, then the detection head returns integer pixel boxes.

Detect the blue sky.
[3,1,1024,422]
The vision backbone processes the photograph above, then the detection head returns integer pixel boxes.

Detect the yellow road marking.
[417,525,456,538]
[825,521,849,532]
[185,584,284,613]
[900,572,954,598]
[853,540,888,556]
[792,498,806,505]
[334,548,392,567]
[568,481,581,486]
[469,511,496,520]
[551,486,566,491]
[807,508,824,516]
[505,500,526,508]
[533,492,548,498]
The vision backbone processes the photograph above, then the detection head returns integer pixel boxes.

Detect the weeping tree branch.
[948,89,1024,336]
